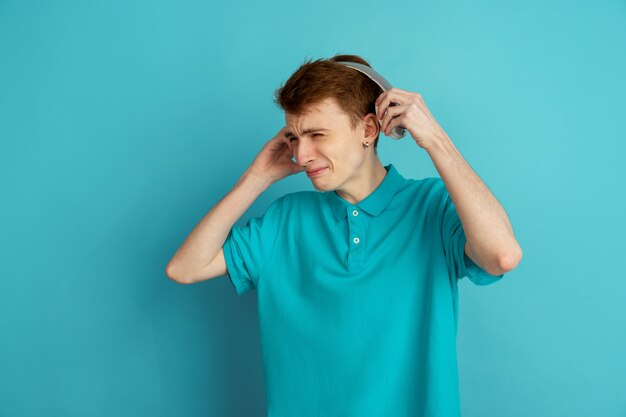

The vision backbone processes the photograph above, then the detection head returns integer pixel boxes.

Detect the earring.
[363,141,370,148]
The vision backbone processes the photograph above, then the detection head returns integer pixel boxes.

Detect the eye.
[289,134,323,142]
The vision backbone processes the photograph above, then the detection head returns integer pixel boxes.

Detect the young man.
[166,54,522,416]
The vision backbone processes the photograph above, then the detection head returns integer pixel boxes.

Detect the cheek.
[344,141,366,163]
[325,137,361,165]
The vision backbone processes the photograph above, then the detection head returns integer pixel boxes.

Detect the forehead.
[284,97,350,134]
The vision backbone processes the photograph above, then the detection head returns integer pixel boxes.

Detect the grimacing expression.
[284,98,379,191]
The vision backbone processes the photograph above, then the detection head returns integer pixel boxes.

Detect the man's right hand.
[245,126,304,184]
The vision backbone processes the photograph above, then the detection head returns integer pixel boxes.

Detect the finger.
[375,91,387,106]
[376,100,394,121]
[378,88,413,117]
[381,104,404,133]
[279,134,292,148]
[384,116,405,137]
[377,97,402,120]
[377,88,399,113]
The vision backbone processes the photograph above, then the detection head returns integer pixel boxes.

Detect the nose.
[292,138,315,166]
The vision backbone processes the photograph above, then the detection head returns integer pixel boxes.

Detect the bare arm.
[165,170,272,284]
[427,135,522,276]
[165,126,302,284]
[375,88,522,275]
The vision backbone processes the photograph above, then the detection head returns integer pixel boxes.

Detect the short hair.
[273,53,382,153]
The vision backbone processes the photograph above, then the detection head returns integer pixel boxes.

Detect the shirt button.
[352,210,359,216]
[353,237,360,244]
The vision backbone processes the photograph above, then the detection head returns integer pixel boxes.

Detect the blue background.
[1,0,625,416]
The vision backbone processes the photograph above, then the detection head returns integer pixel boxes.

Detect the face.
[284,97,379,191]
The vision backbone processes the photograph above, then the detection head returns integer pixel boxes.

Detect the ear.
[363,113,381,138]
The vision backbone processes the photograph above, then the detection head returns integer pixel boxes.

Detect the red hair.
[273,53,382,153]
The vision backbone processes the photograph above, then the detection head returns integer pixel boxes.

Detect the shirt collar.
[325,163,406,223]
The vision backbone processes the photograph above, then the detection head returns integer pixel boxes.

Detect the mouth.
[306,167,327,178]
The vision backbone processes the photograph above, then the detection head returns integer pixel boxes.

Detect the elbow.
[497,244,523,274]
[165,263,191,284]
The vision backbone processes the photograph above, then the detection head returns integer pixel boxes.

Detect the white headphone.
[335,61,407,140]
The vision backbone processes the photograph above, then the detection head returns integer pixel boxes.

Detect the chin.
[310,179,332,191]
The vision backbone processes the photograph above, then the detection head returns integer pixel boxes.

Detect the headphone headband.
[335,61,406,139]
[335,61,393,92]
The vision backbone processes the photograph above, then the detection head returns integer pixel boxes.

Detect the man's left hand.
[376,87,449,151]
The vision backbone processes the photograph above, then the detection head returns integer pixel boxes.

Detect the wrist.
[241,168,274,190]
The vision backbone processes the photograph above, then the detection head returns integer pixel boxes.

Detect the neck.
[335,158,387,205]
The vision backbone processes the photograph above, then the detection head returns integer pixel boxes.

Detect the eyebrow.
[284,128,330,139]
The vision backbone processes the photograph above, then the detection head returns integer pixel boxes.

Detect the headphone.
[335,61,407,140]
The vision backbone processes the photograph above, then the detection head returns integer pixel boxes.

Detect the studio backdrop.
[1,0,625,416]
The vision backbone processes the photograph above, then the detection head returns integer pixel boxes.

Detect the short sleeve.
[438,182,504,286]
[222,196,285,296]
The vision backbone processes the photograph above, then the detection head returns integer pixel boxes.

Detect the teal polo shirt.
[222,163,505,417]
